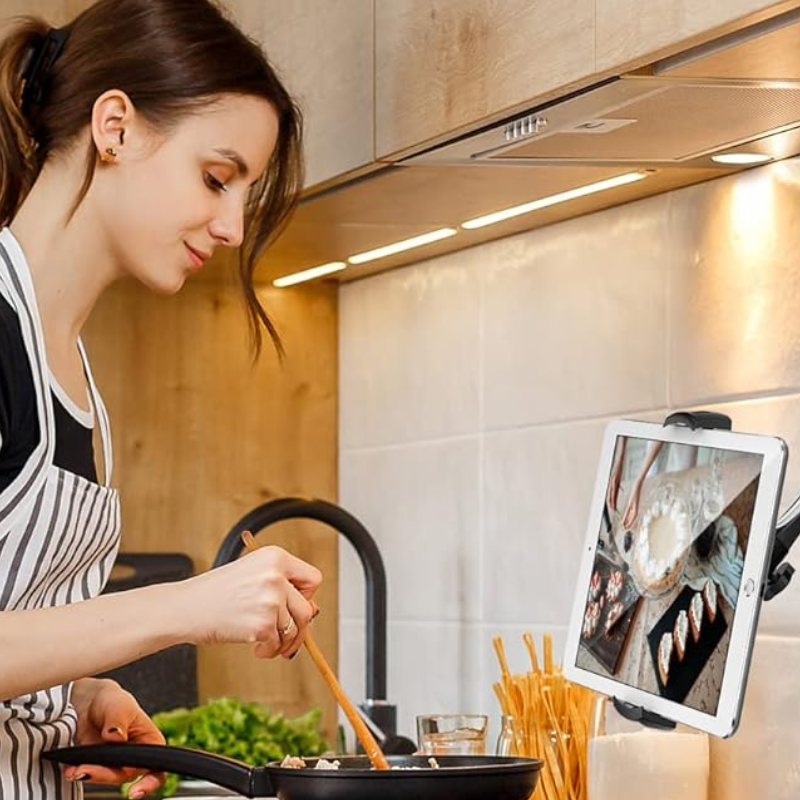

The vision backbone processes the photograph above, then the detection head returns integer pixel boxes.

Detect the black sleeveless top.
[0,293,96,489]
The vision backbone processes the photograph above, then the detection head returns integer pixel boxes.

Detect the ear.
[90,89,136,161]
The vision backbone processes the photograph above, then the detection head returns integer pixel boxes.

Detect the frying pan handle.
[42,743,271,797]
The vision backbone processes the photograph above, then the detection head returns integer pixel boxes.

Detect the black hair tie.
[21,27,70,115]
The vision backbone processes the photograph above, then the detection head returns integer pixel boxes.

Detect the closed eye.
[204,172,228,193]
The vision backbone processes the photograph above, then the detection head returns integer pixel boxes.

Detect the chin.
[139,268,189,296]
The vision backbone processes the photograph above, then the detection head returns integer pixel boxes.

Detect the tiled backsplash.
[338,157,800,764]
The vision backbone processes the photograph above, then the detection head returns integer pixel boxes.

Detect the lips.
[185,242,210,269]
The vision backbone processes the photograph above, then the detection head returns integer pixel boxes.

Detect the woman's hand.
[177,545,322,660]
[66,678,165,798]
[606,461,623,513]
[622,479,644,530]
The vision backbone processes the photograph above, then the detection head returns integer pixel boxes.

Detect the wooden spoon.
[240,530,391,770]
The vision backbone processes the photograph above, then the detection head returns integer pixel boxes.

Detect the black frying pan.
[43,744,542,799]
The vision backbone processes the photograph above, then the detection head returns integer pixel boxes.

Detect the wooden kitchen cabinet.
[0,0,93,28]
[374,0,595,160]
[596,0,800,74]
[221,0,375,191]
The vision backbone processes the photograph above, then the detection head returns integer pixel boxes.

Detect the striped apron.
[0,228,121,799]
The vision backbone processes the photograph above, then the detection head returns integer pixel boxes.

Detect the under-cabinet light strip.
[273,173,654,286]
[347,227,458,264]
[461,171,649,230]
[272,261,347,287]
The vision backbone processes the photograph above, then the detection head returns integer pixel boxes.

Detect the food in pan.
[689,592,704,642]
[281,755,308,769]
[606,570,624,602]
[313,758,342,770]
[673,609,689,661]
[279,755,440,770]
[658,631,673,686]
[582,601,601,639]
[589,570,603,600]
[632,499,691,595]
[280,755,343,770]
[703,578,718,623]
[604,601,625,634]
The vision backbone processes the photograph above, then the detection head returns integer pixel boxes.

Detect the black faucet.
[213,497,416,752]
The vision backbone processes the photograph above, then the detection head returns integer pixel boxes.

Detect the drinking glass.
[416,714,488,756]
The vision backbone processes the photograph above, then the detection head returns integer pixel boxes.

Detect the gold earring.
[100,147,117,163]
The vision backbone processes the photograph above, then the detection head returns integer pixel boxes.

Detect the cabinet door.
[375,0,595,159]
[597,0,798,74]
[223,0,374,189]
[0,0,94,30]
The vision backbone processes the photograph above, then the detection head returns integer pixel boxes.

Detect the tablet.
[563,419,787,737]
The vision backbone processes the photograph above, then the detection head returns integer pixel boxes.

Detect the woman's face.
[92,92,279,293]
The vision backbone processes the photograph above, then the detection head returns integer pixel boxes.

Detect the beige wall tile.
[482,195,669,429]
[482,420,609,625]
[340,254,481,447]
[670,159,800,405]
[339,438,481,622]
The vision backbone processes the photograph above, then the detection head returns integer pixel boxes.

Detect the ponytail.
[0,17,50,227]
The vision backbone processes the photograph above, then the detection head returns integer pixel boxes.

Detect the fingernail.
[70,773,89,782]
[289,651,298,660]
[312,608,321,620]
[129,790,145,800]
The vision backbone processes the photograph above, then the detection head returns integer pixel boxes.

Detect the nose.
[209,198,245,248]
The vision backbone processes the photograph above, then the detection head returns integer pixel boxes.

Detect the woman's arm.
[621,441,665,529]
[606,437,627,512]
[0,545,321,701]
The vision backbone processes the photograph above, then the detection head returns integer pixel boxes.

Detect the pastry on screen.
[689,592,704,642]
[703,578,718,623]
[658,631,673,686]
[673,609,689,661]
[589,570,603,600]
[606,569,624,602]
[582,601,601,639]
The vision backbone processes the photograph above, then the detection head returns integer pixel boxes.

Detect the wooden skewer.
[240,530,390,771]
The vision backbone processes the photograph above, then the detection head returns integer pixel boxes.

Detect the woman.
[0,1,321,797]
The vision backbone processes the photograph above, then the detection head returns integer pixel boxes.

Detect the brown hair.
[0,0,304,358]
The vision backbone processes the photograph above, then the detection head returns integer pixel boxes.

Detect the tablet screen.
[575,435,764,716]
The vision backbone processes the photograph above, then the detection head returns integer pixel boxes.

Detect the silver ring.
[278,617,295,637]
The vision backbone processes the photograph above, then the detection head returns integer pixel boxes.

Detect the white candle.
[589,731,709,800]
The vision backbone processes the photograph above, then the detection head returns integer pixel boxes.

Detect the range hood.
[404,6,800,170]
[402,73,800,168]
[255,6,800,286]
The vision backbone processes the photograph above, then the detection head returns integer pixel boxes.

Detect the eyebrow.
[212,147,250,177]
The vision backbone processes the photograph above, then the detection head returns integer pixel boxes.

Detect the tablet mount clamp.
[613,409,799,730]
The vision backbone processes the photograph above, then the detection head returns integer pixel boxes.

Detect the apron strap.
[77,338,113,486]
